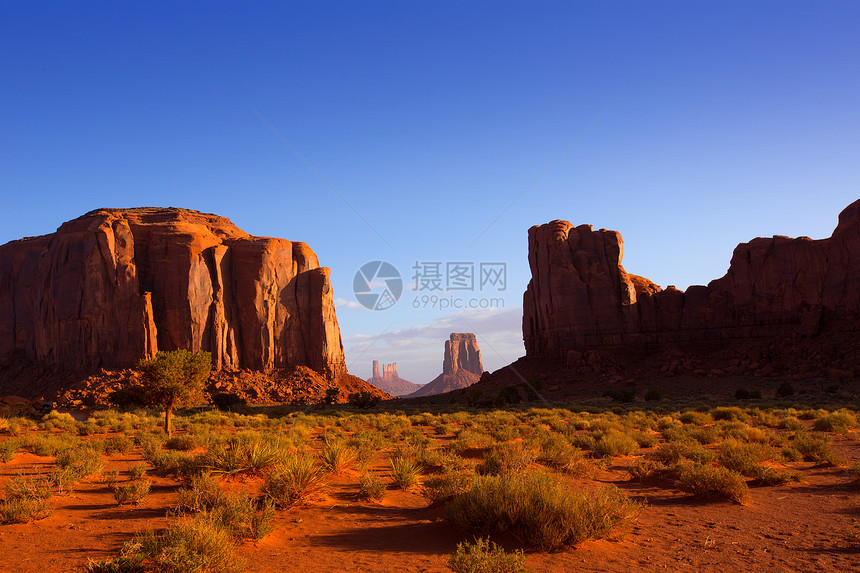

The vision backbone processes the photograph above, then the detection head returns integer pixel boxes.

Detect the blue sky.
[2,1,859,382]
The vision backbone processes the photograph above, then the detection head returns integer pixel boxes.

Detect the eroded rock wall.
[523,200,860,361]
[0,207,346,377]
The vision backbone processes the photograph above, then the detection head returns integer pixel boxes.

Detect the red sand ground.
[0,428,858,572]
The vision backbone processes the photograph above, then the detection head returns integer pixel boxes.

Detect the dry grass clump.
[205,436,284,475]
[812,411,856,433]
[390,455,424,490]
[320,438,357,474]
[446,471,640,550]
[357,471,386,502]
[448,537,531,573]
[785,432,837,464]
[478,442,535,476]
[86,515,244,573]
[262,456,327,509]
[113,480,152,505]
[718,440,800,485]
[0,473,53,525]
[650,441,713,465]
[673,462,749,503]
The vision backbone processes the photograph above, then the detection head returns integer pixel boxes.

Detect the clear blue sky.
[2,2,859,382]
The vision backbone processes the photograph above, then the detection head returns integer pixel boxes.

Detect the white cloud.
[343,306,525,382]
[334,297,363,309]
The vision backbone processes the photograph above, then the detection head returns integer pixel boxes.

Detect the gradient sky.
[2,2,859,383]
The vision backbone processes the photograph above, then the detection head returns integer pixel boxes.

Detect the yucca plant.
[262,456,327,509]
[389,455,423,490]
[320,438,357,474]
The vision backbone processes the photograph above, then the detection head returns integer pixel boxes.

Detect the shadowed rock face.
[523,199,860,361]
[409,333,483,397]
[0,207,346,377]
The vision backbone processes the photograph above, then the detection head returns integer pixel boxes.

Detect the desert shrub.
[54,447,103,482]
[478,442,534,476]
[320,438,357,474]
[348,391,381,409]
[790,432,836,464]
[347,430,388,464]
[673,462,748,503]
[262,457,326,509]
[357,471,386,502]
[775,382,795,397]
[446,472,640,550]
[128,463,147,480]
[205,436,283,475]
[650,441,713,465]
[39,410,78,433]
[22,434,79,457]
[5,474,53,501]
[451,430,494,454]
[145,448,207,480]
[210,393,246,411]
[390,455,423,490]
[591,430,637,458]
[718,440,799,485]
[102,435,135,455]
[735,388,762,400]
[627,459,669,481]
[632,431,658,448]
[780,417,805,431]
[643,390,661,402]
[114,480,152,505]
[447,537,530,573]
[422,468,475,505]
[711,407,748,422]
[534,434,591,476]
[850,461,860,485]
[0,497,52,524]
[0,439,20,462]
[687,425,719,445]
[602,389,635,403]
[109,515,243,573]
[813,411,856,433]
[200,493,275,541]
[165,434,200,451]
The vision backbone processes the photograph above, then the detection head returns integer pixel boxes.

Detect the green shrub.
[357,471,386,502]
[262,457,327,509]
[422,468,475,506]
[446,472,640,550]
[210,393,247,411]
[448,537,530,573]
[165,434,200,451]
[602,389,635,403]
[0,439,19,463]
[113,480,152,505]
[199,493,275,541]
[54,447,103,482]
[711,407,748,422]
[673,462,748,503]
[348,391,381,409]
[643,390,661,402]
[718,440,799,485]
[776,382,795,397]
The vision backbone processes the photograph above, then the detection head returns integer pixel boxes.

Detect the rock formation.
[366,360,423,397]
[409,333,484,397]
[523,199,860,374]
[0,207,350,384]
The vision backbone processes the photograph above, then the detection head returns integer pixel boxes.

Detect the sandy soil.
[0,425,857,573]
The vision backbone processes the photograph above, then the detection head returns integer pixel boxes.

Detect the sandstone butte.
[0,207,387,403]
[409,333,484,397]
[366,360,423,397]
[522,199,860,380]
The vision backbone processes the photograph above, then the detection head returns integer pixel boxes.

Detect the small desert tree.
[135,349,211,436]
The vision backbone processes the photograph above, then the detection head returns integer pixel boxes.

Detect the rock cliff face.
[409,333,483,397]
[367,360,423,397]
[523,199,860,362]
[0,208,347,378]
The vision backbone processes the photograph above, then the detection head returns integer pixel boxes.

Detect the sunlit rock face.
[523,199,860,360]
[0,207,346,378]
